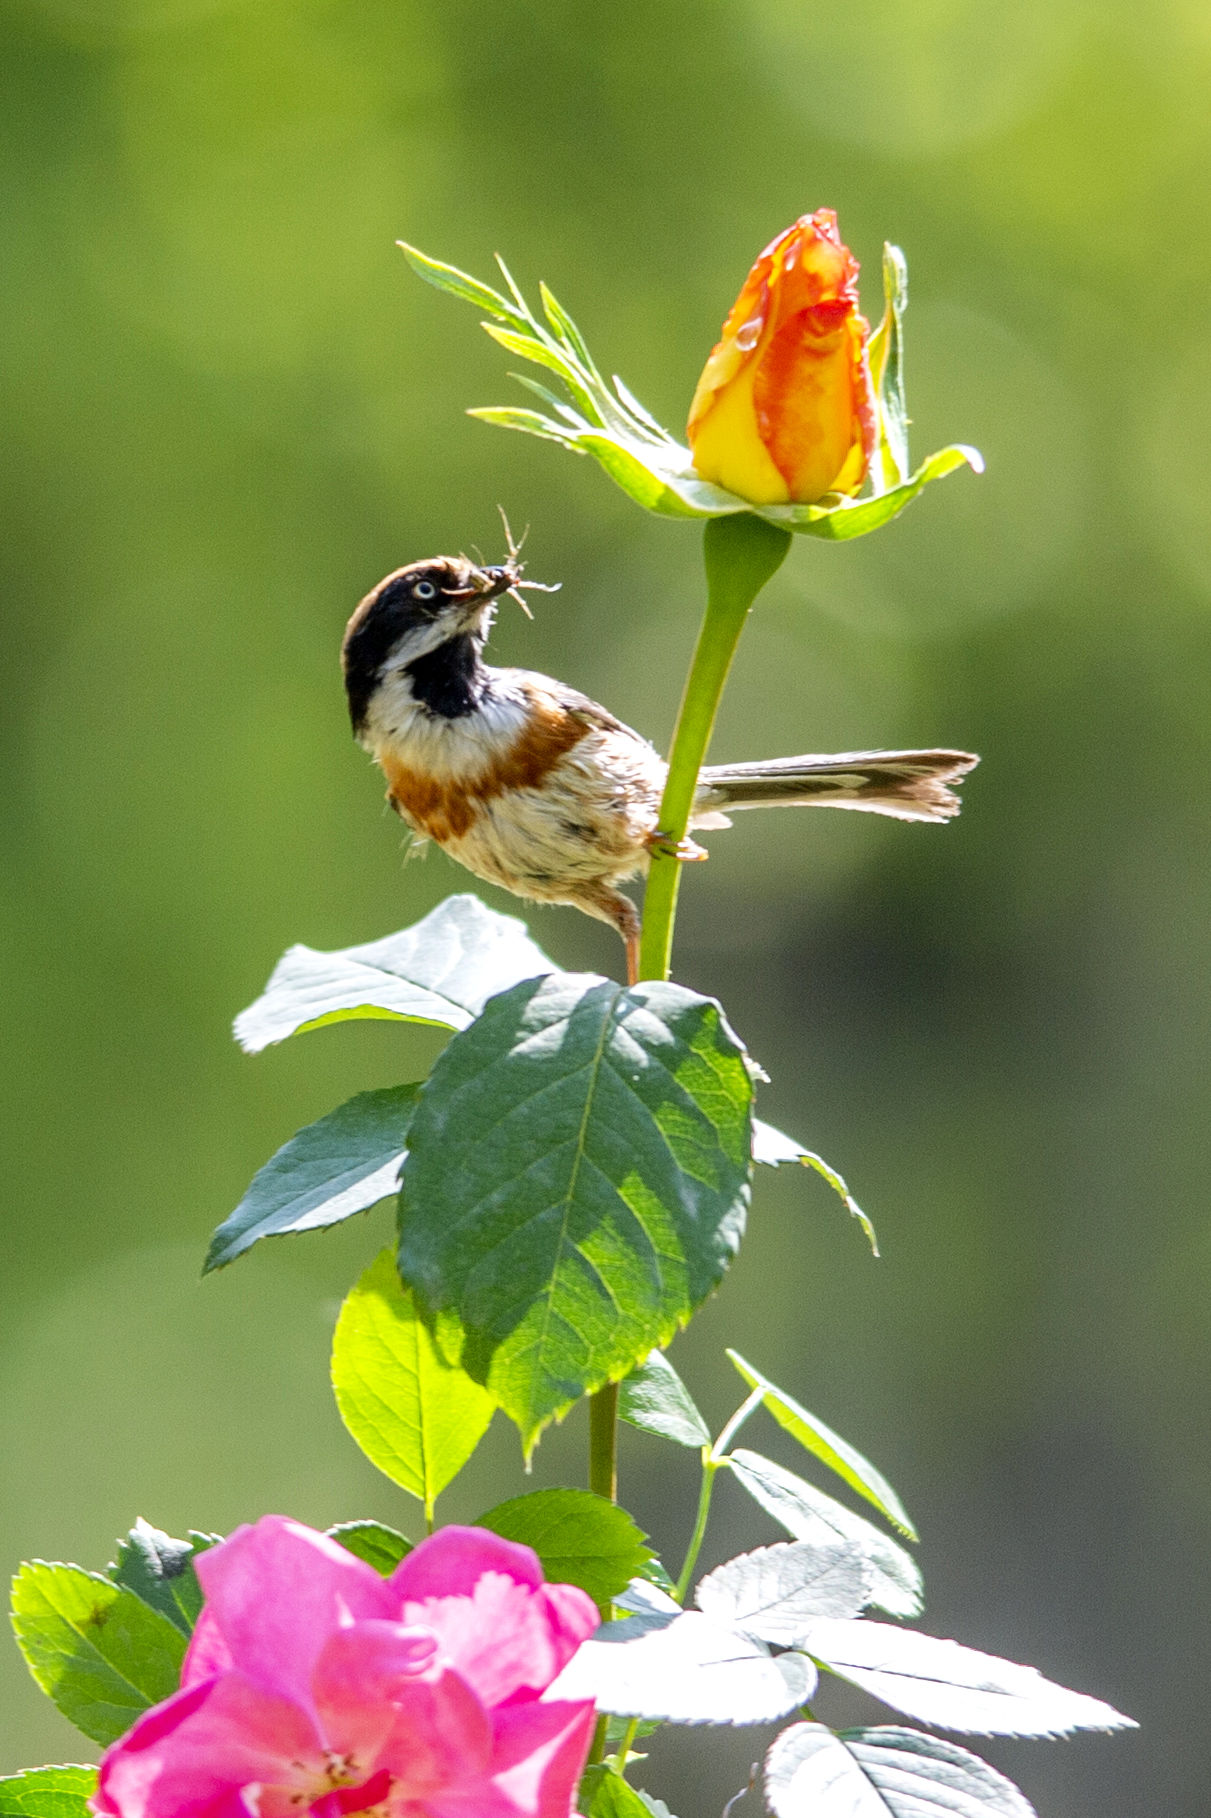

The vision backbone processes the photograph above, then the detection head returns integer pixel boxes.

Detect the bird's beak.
[445,564,514,603]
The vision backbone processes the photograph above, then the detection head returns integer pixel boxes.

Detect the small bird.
[342,551,978,983]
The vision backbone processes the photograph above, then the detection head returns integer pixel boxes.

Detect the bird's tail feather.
[693,749,978,825]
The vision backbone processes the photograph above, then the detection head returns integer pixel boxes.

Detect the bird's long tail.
[692,749,979,825]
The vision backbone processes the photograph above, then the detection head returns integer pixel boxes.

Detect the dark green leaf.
[801,1620,1137,1736]
[205,1085,419,1272]
[108,1521,216,1636]
[399,972,753,1447]
[0,1767,98,1818]
[476,1489,652,1606]
[234,894,554,1052]
[332,1249,495,1513]
[765,1723,1038,1818]
[11,1563,186,1745]
[727,1352,917,1539]
[752,1121,877,1253]
[727,1449,922,1619]
[619,1351,710,1448]
[327,1520,413,1576]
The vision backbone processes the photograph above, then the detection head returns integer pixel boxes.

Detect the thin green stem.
[637,514,791,984]
[616,1717,642,1773]
[588,1380,619,1506]
[674,1453,719,1603]
[712,1386,766,1461]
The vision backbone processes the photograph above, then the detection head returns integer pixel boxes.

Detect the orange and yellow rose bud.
[687,211,878,506]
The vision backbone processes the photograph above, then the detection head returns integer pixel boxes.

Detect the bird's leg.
[573,884,642,987]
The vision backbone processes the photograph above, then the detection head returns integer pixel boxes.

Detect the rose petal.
[388,1528,544,1602]
[195,1517,393,1709]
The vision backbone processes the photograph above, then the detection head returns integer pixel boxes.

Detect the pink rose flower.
[92,1518,599,1818]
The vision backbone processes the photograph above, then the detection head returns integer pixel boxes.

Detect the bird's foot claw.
[647,830,709,862]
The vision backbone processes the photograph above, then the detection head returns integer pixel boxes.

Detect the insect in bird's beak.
[446,517,561,619]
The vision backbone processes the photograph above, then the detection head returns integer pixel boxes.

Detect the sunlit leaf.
[205,1085,419,1271]
[550,1607,815,1725]
[802,1619,1137,1736]
[727,1352,916,1539]
[727,1449,922,1620]
[400,972,753,1448]
[0,1767,98,1818]
[752,1121,877,1252]
[10,1563,185,1745]
[765,1723,1038,1818]
[331,1249,494,1513]
[397,242,519,321]
[695,1540,872,1642]
[867,244,910,491]
[619,1350,710,1449]
[475,1489,652,1607]
[234,894,554,1052]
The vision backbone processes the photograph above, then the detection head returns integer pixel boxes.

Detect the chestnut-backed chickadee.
[342,550,977,982]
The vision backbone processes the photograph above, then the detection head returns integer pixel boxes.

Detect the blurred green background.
[2,0,1208,1810]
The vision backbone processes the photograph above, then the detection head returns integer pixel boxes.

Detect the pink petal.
[311,1620,440,1764]
[195,1518,393,1709]
[423,1702,594,1818]
[94,1671,322,1818]
[181,1611,232,1689]
[388,1528,544,1603]
[400,1573,592,1710]
[375,1664,495,1794]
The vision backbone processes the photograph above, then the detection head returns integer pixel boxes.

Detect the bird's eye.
[413,579,438,601]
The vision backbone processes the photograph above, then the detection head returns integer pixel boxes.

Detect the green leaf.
[768,444,984,541]
[764,1724,1038,1818]
[583,1769,677,1818]
[468,406,578,445]
[476,1488,652,1607]
[327,1520,413,1576]
[726,1352,917,1540]
[11,1563,186,1745]
[752,1121,878,1254]
[867,244,910,491]
[331,1249,495,1514]
[619,1350,710,1448]
[108,1521,216,1636]
[0,1767,98,1818]
[801,1620,1136,1736]
[205,1085,420,1272]
[234,893,554,1052]
[695,1540,872,1641]
[726,1448,923,1620]
[399,972,754,1447]
[397,242,519,321]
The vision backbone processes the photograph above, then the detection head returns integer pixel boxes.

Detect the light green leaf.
[768,445,984,541]
[399,972,753,1448]
[765,1723,1038,1818]
[234,894,554,1052]
[205,1085,419,1272]
[0,1767,98,1818]
[801,1620,1136,1737]
[108,1521,216,1636]
[867,244,910,491]
[11,1563,186,1745]
[397,242,519,321]
[331,1249,495,1514]
[475,1489,652,1607]
[468,406,577,444]
[726,1352,917,1540]
[619,1351,710,1449]
[727,1448,923,1620]
[327,1520,412,1576]
[583,1769,677,1818]
[752,1121,877,1254]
